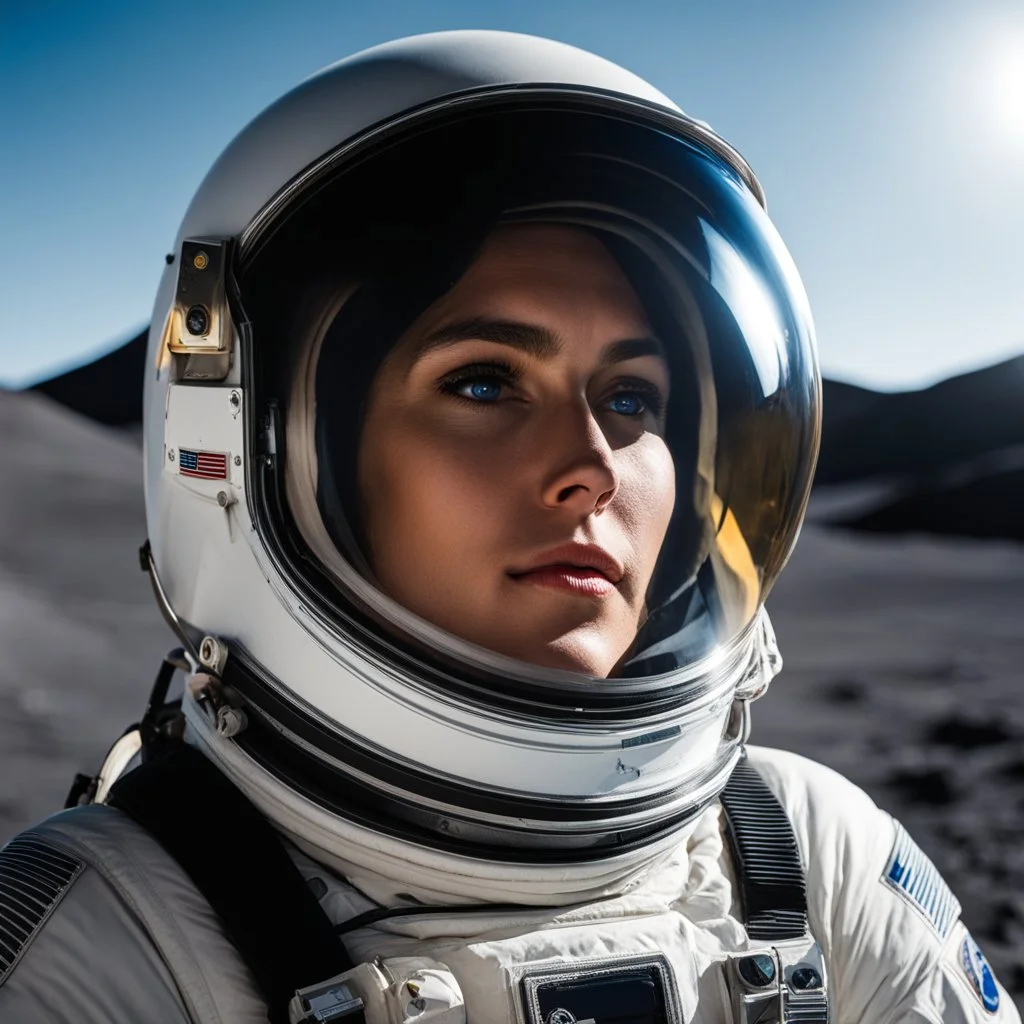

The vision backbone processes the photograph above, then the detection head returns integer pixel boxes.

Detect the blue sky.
[1,0,1022,390]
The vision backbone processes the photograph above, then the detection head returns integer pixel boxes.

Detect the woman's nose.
[540,404,620,516]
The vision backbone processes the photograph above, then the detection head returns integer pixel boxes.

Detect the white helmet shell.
[143,30,811,872]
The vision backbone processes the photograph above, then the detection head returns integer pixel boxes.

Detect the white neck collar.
[184,692,702,906]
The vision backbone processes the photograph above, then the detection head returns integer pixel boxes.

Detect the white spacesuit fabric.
[275,745,1022,1024]
[0,745,1016,1023]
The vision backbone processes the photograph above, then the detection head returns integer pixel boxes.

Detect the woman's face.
[357,225,676,676]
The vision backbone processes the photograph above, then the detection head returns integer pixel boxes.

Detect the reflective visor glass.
[241,102,820,689]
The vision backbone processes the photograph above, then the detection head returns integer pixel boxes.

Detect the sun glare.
[990,41,1024,147]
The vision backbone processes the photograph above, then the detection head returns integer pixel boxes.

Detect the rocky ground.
[763,518,1024,1003]
[1,387,1021,1009]
[0,390,169,833]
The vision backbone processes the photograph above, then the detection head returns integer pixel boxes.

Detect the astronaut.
[0,30,1015,1024]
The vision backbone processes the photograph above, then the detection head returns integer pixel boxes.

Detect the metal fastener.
[198,635,229,674]
[215,705,247,738]
[738,953,776,988]
[791,966,822,991]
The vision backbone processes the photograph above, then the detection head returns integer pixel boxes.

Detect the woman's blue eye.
[438,361,518,405]
[459,379,502,402]
[609,392,646,416]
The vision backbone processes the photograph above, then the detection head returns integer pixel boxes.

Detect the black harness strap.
[719,753,809,941]
[108,744,357,1024]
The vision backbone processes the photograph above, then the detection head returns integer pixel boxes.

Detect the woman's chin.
[516,629,624,678]
[418,602,636,677]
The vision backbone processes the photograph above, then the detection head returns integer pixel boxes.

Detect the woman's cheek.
[619,435,676,525]
[650,439,677,528]
[377,460,493,598]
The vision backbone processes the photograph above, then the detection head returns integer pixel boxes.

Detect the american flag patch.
[882,821,960,939]
[179,449,228,480]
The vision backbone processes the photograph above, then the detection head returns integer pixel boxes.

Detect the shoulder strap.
[718,753,809,941]
[108,743,358,1024]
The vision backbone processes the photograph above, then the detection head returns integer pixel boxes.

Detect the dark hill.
[816,356,1024,485]
[840,462,1024,540]
[817,357,1024,542]
[31,329,147,427]
[819,377,883,430]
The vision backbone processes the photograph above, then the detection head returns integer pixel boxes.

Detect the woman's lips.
[508,543,624,598]
[509,565,617,598]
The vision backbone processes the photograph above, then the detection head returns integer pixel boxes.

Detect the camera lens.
[185,305,210,336]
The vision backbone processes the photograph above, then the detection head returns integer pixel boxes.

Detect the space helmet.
[142,30,820,890]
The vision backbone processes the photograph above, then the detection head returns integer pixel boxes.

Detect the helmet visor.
[242,100,819,698]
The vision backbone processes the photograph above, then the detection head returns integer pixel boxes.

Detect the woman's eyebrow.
[601,337,666,365]
[414,317,666,364]
[415,318,561,360]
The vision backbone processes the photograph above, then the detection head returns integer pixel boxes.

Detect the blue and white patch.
[961,931,1000,1014]
[881,821,960,940]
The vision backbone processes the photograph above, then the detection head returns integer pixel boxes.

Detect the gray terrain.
[1,387,1021,1007]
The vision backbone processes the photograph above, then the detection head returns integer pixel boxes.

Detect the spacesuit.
[0,30,1015,1024]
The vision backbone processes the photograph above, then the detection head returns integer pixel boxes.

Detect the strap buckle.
[725,937,829,1024]
[289,976,365,1022]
